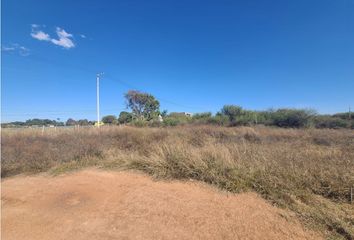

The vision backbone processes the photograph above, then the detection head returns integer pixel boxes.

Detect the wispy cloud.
[31,30,51,41]
[80,34,86,38]
[1,43,30,56]
[2,46,16,51]
[30,25,76,49]
[51,27,75,49]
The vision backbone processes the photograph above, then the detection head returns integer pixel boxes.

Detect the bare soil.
[2,169,321,240]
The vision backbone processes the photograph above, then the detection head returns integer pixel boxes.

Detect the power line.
[104,74,210,111]
[4,52,210,113]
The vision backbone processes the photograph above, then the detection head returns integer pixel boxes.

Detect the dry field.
[1,125,354,239]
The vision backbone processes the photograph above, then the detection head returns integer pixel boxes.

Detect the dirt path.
[2,169,321,240]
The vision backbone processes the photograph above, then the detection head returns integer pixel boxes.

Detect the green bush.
[118,111,133,124]
[312,116,348,129]
[102,115,118,124]
[269,109,314,128]
[192,112,212,120]
[131,119,148,127]
[163,117,180,126]
[191,112,213,124]
[220,105,243,125]
[207,115,230,126]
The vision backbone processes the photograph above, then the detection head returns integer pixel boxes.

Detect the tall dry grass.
[1,125,354,239]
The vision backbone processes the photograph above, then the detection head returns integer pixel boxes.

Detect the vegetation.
[270,109,315,128]
[2,125,353,239]
[102,115,118,124]
[2,91,352,130]
[125,90,160,120]
[66,118,77,126]
[1,118,64,127]
[118,111,133,124]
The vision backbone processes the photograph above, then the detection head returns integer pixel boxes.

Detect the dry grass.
[1,125,354,239]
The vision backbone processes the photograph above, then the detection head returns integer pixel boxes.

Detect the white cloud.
[1,43,30,56]
[51,27,75,49]
[80,34,86,38]
[18,46,30,56]
[30,25,76,49]
[51,37,75,49]
[2,46,15,51]
[31,30,51,41]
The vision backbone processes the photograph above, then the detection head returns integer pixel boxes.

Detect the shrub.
[102,115,118,124]
[118,111,133,124]
[131,119,148,127]
[269,109,314,128]
[191,112,213,124]
[207,114,230,126]
[220,105,243,124]
[163,117,180,126]
[312,116,348,129]
[66,118,77,126]
[192,112,212,120]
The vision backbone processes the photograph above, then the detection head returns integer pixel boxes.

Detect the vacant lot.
[2,126,354,239]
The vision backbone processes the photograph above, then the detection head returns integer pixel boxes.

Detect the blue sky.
[2,0,354,122]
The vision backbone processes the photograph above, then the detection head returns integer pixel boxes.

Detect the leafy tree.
[118,111,133,124]
[270,109,315,128]
[102,115,118,124]
[77,119,89,126]
[220,105,243,125]
[160,110,168,117]
[66,118,77,126]
[25,118,59,126]
[125,90,160,120]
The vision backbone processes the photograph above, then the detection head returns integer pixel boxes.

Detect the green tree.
[220,105,243,125]
[102,115,118,124]
[77,119,89,126]
[160,110,168,117]
[118,111,133,124]
[125,90,160,120]
[270,109,315,128]
[66,118,77,126]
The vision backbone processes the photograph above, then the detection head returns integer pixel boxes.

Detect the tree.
[77,119,89,126]
[25,118,58,126]
[220,105,243,124]
[66,118,77,126]
[118,111,133,124]
[124,90,160,120]
[270,109,314,128]
[160,110,168,117]
[102,115,118,124]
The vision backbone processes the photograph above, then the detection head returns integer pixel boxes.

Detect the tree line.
[2,90,353,129]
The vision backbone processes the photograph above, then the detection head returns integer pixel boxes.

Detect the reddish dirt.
[2,169,321,240]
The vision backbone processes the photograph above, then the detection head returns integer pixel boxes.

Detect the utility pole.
[96,73,103,128]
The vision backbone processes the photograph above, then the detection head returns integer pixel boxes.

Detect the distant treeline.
[1,118,95,128]
[131,106,353,129]
[2,106,353,129]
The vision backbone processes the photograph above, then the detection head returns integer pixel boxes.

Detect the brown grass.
[1,125,354,239]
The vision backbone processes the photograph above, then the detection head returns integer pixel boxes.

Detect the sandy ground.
[2,169,321,240]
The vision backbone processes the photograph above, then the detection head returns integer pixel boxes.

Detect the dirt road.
[2,169,321,240]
